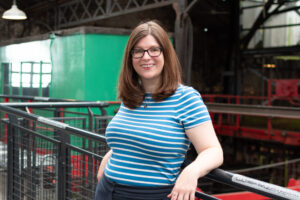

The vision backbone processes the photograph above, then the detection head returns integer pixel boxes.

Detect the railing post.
[56,135,67,200]
[6,115,14,200]
[7,114,20,200]
[87,107,94,132]
[235,97,240,131]
[87,107,95,195]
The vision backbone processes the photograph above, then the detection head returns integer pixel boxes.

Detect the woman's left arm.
[168,121,223,200]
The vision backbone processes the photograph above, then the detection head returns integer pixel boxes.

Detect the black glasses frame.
[131,47,163,59]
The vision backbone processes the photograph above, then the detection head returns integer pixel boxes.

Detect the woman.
[95,20,223,200]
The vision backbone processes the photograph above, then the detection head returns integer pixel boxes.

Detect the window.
[2,61,52,97]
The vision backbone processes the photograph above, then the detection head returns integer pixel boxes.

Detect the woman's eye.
[150,48,159,52]
[135,49,144,54]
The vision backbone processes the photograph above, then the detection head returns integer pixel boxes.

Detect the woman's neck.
[142,79,161,93]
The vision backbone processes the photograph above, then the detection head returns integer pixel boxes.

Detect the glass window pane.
[42,74,51,87]
[32,83,40,88]
[32,74,40,84]
[12,62,20,72]
[42,63,52,73]
[33,63,40,73]
[11,73,20,87]
[22,63,31,72]
[32,74,40,88]
[22,74,31,87]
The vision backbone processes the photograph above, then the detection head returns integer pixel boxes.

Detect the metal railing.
[0,104,109,200]
[0,104,299,199]
[0,101,110,133]
[0,94,79,102]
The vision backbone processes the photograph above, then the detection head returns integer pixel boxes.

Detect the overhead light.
[263,64,276,68]
[2,0,27,20]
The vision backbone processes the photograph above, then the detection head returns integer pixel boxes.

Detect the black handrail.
[206,169,300,200]
[0,104,106,142]
[0,94,79,102]
[1,104,300,200]
[0,101,109,108]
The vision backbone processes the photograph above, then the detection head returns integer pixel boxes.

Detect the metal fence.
[0,120,7,199]
[0,103,110,200]
[0,103,299,200]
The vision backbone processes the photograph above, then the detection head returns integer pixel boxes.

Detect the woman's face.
[131,34,164,87]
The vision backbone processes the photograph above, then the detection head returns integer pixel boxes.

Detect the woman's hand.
[168,121,223,200]
[167,164,198,200]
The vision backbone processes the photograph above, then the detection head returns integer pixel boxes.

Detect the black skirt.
[94,175,173,200]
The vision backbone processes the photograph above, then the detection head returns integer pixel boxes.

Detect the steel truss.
[57,0,177,28]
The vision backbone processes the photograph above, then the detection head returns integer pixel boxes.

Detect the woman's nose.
[142,51,151,59]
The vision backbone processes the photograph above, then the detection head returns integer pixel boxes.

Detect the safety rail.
[206,103,300,119]
[0,104,108,200]
[0,94,79,102]
[202,94,300,106]
[0,102,111,134]
[202,79,300,106]
[0,105,299,199]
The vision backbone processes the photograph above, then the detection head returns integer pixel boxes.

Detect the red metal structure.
[201,79,300,147]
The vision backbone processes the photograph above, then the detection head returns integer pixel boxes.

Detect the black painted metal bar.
[57,0,177,28]
[271,5,300,15]
[0,101,109,108]
[241,0,283,49]
[206,169,300,200]
[242,23,300,31]
[0,105,106,142]
[0,94,78,102]
[6,115,14,200]
[241,4,264,10]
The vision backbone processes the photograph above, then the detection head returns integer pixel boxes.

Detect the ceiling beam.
[57,0,178,28]
[271,5,300,15]
[25,0,68,13]
[241,0,284,49]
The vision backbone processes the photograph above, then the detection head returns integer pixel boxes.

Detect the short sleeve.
[176,87,211,130]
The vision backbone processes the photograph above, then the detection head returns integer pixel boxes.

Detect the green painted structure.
[0,27,130,102]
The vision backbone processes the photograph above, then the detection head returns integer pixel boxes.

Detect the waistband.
[103,175,173,200]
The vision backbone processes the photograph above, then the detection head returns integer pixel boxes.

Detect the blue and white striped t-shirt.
[104,84,211,186]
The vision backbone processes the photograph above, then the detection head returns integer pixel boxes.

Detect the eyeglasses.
[131,47,162,59]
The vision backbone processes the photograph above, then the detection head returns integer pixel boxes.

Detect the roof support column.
[173,0,193,85]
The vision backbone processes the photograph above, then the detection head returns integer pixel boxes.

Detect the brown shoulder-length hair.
[118,20,182,109]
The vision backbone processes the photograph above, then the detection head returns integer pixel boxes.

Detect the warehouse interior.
[0,0,299,199]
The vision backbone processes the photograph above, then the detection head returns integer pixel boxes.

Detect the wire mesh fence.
[0,103,110,200]
[5,118,58,200]
[0,119,7,200]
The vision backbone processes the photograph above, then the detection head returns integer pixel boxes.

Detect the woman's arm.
[97,149,113,181]
[168,121,223,200]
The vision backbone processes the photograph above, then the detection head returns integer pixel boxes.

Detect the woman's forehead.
[134,35,160,48]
